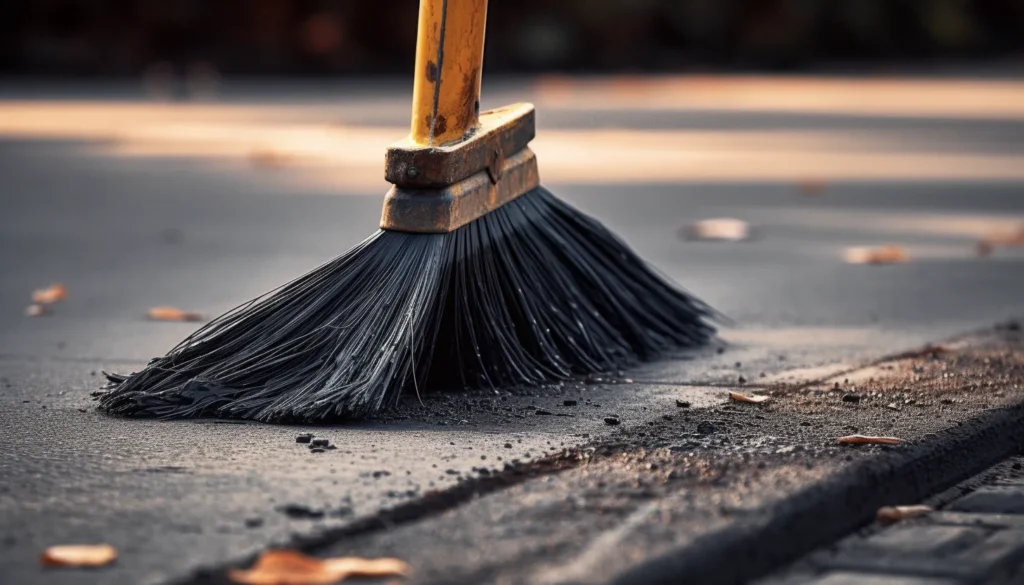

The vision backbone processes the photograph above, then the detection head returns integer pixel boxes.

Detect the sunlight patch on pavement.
[1,94,1023,193]
[751,208,1024,241]
[533,76,1024,120]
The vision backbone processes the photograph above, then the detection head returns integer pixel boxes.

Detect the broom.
[99,0,716,423]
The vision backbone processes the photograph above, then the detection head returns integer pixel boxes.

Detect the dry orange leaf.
[877,505,933,525]
[249,148,292,169]
[977,224,1024,256]
[228,550,409,585]
[984,224,1024,246]
[685,218,750,242]
[729,392,769,404]
[843,245,909,265]
[147,306,204,322]
[796,179,828,195]
[837,434,901,445]
[32,283,68,304]
[40,544,117,567]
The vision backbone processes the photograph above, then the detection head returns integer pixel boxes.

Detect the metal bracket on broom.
[380,0,540,234]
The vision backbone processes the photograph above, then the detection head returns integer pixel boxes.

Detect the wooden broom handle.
[409,0,488,147]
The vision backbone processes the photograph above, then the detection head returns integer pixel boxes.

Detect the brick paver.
[762,458,1024,585]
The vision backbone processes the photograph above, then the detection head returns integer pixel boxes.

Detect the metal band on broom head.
[98,0,717,422]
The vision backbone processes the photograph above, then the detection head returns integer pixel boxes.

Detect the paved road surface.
[1,77,1022,584]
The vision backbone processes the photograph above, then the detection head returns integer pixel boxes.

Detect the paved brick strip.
[612,402,1024,585]
[761,456,1024,585]
[179,326,1024,585]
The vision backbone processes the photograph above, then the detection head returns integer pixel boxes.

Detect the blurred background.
[1,0,1022,343]
[3,0,1023,77]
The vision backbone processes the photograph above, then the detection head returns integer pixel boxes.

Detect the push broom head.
[100,184,716,421]
[98,0,717,422]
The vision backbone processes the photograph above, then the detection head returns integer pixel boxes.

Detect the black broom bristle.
[98,187,717,422]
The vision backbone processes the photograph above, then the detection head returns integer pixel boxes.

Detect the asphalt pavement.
[0,77,1022,585]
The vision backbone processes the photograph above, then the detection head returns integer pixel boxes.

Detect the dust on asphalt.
[183,322,1024,585]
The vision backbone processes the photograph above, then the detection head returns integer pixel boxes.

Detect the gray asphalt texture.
[1,81,1023,585]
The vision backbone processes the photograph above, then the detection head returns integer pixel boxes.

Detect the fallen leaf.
[249,148,292,169]
[683,218,750,242]
[32,283,68,304]
[26,304,52,317]
[984,224,1024,245]
[729,392,769,404]
[837,434,901,445]
[876,505,933,525]
[977,224,1024,256]
[843,245,909,265]
[40,544,117,567]
[147,306,204,322]
[796,179,828,195]
[228,549,408,585]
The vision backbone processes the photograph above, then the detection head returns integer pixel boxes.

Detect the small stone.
[697,421,716,435]
[277,504,324,519]
[311,438,329,447]
[535,409,553,416]
[372,470,391,478]
[737,376,747,384]
[25,304,51,317]
[295,433,314,444]
[842,394,861,403]
[603,417,620,425]
[563,399,577,406]
[309,448,325,453]
[716,347,726,354]
[244,517,264,528]
[676,400,691,408]
[330,506,353,518]
[503,443,512,448]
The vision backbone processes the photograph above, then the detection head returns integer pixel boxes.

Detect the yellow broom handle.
[410,0,488,146]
